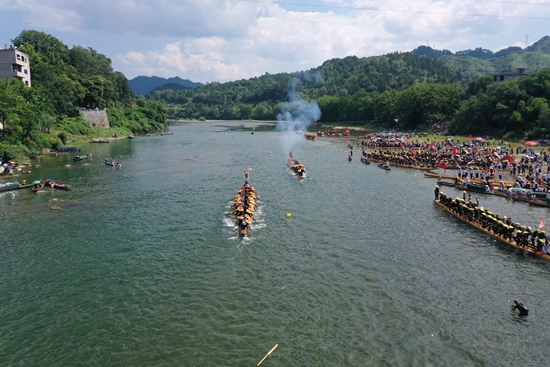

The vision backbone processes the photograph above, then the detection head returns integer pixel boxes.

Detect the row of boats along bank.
[320,135,550,263]
[434,190,550,261]
[356,148,550,262]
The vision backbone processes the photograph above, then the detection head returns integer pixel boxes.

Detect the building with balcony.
[0,46,31,86]
[492,68,528,83]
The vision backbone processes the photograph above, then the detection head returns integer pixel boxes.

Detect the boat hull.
[433,199,550,262]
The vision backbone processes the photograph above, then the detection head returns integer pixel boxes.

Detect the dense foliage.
[0,30,168,160]
[449,70,550,139]
[149,52,461,121]
[147,38,550,140]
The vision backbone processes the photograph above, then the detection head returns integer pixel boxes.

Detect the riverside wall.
[80,109,110,128]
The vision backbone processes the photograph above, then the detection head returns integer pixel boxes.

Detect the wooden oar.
[257,344,278,366]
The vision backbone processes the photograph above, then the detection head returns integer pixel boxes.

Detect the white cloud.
[2,0,549,82]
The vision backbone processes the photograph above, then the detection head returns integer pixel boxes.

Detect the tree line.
[0,30,168,160]
[149,52,550,140]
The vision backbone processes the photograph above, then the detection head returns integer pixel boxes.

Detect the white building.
[0,46,31,87]
[492,68,528,83]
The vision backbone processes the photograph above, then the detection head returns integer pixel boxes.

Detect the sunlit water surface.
[1,121,550,366]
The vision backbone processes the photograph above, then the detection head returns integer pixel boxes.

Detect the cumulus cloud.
[2,0,549,81]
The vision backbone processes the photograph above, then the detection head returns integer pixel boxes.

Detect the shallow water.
[1,121,550,366]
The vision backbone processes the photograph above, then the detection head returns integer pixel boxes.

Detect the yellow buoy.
[285,213,292,218]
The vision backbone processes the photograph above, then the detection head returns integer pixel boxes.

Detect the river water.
[1,121,550,366]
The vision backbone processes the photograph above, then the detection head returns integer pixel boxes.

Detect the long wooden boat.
[436,181,510,198]
[433,199,550,262]
[424,171,457,180]
[425,171,513,186]
[230,168,258,238]
[0,181,31,192]
[377,163,391,171]
[367,158,433,170]
[529,199,550,208]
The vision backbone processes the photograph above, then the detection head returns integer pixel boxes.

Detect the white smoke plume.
[276,78,321,153]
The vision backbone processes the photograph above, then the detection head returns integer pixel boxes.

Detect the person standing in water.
[511,299,529,316]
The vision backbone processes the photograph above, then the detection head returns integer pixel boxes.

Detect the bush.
[525,128,549,140]
[0,142,28,161]
[58,131,69,145]
[503,131,522,141]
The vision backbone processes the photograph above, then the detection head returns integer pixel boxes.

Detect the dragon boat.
[228,168,258,238]
[287,157,306,179]
[434,196,550,263]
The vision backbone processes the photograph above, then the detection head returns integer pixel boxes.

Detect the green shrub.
[58,131,69,145]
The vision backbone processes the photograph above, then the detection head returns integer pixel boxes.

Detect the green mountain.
[129,76,200,95]
[412,35,550,81]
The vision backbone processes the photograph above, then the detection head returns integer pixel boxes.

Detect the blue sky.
[1,0,549,83]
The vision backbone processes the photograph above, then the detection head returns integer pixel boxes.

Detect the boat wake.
[223,200,264,240]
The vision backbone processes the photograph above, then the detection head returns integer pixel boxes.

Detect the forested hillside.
[149,52,461,121]
[129,76,200,95]
[144,35,550,140]
[0,30,168,160]
[413,36,550,81]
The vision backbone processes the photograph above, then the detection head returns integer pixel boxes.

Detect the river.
[1,121,549,366]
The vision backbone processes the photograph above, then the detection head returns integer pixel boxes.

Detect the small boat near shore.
[73,154,92,161]
[104,159,120,167]
[378,163,391,171]
[32,180,45,193]
[90,139,110,143]
[45,179,72,190]
[360,156,370,165]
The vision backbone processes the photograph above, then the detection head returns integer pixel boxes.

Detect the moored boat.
[44,179,72,190]
[32,180,45,193]
[90,139,110,143]
[0,181,30,192]
[73,153,92,161]
[434,195,550,263]
[104,159,120,166]
[360,156,370,165]
[378,163,391,171]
